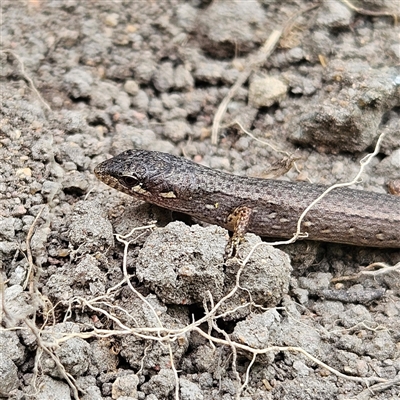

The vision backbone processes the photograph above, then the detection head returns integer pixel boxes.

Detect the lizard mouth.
[94,159,129,195]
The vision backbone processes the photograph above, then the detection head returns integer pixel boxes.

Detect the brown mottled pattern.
[95,150,400,248]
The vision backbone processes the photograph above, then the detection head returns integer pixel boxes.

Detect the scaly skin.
[95,150,400,248]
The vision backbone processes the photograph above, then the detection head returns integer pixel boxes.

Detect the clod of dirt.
[0,355,19,397]
[141,368,176,397]
[292,62,399,152]
[136,221,227,305]
[249,74,288,108]
[137,222,292,308]
[67,199,114,254]
[111,374,140,399]
[40,323,91,379]
[195,0,268,58]
[30,375,71,400]
[220,234,292,320]
[117,294,189,372]
[316,0,353,28]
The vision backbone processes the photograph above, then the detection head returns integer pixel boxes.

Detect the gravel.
[1,1,399,399]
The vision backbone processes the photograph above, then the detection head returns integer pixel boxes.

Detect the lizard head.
[94,149,186,201]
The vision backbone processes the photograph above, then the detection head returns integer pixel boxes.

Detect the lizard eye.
[120,175,140,187]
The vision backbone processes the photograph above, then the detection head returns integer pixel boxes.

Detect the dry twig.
[23,205,46,292]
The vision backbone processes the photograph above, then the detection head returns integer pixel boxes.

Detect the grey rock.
[112,125,156,152]
[292,288,309,305]
[282,70,321,96]
[312,301,344,327]
[221,67,240,85]
[191,345,221,374]
[249,74,288,107]
[106,64,132,81]
[183,90,208,115]
[337,334,363,355]
[194,61,225,84]
[78,376,103,400]
[73,254,106,296]
[116,92,131,111]
[292,360,310,376]
[148,97,164,119]
[272,376,338,399]
[30,135,57,162]
[164,106,188,121]
[390,43,400,59]
[225,104,257,133]
[148,139,178,154]
[44,254,106,302]
[161,93,183,110]
[161,93,182,110]
[8,264,27,286]
[198,373,213,389]
[31,225,51,266]
[42,269,74,303]
[270,313,324,357]
[231,309,280,352]
[336,349,363,376]
[286,47,305,63]
[375,148,400,180]
[80,20,112,62]
[220,234,292,320]
[0,241,19,254]
[220,378,236,395]
[124,80,140,96]
[133,55,157,84]
[90,82,118,109]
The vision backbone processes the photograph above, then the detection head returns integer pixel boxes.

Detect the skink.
[95,150,400,248]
